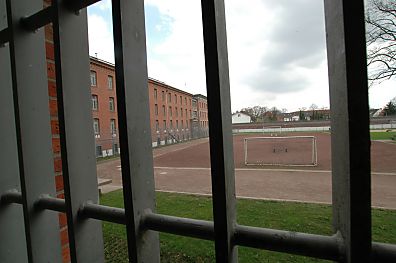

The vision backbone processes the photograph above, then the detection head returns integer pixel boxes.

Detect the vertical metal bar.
[6,0,62,261]
[324,0,371,262]
[201,0,237,262]
[0,2,27,261]
[52,0,104,262]
[111,0,160,261]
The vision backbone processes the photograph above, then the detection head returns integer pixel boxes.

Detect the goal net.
[244,136,317,166]
[262,125,282,136]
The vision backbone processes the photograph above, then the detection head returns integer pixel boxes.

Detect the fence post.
[112,0,160,261]
[201,0,238,261]
[52,0,105,261]
[324,0,372,261]
[6,0,62,261]
[0,2,28,260]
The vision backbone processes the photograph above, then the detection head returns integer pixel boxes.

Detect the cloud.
[240,0,327,94]
[87,0,332,111]
[87,13,114,63]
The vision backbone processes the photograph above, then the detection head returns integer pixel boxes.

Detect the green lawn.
[370,131,396,141]
[101,191,396,262]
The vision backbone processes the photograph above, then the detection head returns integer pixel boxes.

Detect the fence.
[1,0,396,262]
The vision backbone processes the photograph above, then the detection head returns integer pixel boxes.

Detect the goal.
[262,125,282,136]
[244,136,318,166]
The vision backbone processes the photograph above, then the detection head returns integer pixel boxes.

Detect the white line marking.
[155,190,396,210]
[153,166,396,176]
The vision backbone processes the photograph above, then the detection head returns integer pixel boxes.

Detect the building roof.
[89,56,193,96]
[193,94,207,100]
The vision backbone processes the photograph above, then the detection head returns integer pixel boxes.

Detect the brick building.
[89,57,207,155]
[148,78,194,147]
[90,57,119,157]
[192,94,209,138]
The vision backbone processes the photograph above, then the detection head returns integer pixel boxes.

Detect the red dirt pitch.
[154,132,396,173]
[98,132,396,208]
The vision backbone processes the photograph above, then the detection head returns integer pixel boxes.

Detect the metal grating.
[0,0,395,262]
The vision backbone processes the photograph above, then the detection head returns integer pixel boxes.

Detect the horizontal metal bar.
[35,196,66,213]
[0,27,9,45]
[371,242,396,263]
[234,224,342,261]
[143,212,215,241]
[2,192,395,261]
[20,6,53,32]
[0,190,22,205]
[79,203,126,225]
[66,0,101,12]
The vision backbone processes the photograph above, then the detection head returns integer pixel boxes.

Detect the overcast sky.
[87,0,395,112]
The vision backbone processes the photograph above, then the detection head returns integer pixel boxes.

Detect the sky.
[87,0,395,113]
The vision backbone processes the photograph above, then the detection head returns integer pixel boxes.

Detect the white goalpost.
[244,136,318,166]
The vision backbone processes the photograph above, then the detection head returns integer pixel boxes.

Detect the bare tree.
[365,0,396,86]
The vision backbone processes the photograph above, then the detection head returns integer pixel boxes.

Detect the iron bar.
[112,0,160,261]
[20,6,53,32]
[0,13,27,260]
[234,225,342,261]
[324,0,372,261]
[66,0,101,12]
[143,212,215,241]
[52,0,105,261]
[35,196,66,213]
[1,190,396,262]
[6,0,62,261]
[371,242,396,263]
[79,203,126,225]
[201,0,237,261]
[0,190,22,205]
[0,28,9,45]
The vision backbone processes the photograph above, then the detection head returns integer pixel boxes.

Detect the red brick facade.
[192,94,209,138]
[89,58,208,151]
[90,58,119,156]
[148,79,193,146]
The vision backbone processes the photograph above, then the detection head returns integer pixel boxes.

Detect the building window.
[187,109,189,117]
[112,144,118,155]
[107,75,113,89]
[162,105,166,116]
[176,120,178,129]
[162,91,165,101]
[181,120,184,128]
[181,108,183,117]
[93,118,100,135]
[96,145,102,157]
[110,119,116,135]
[90,71,97,86]
[154,89,157,100]
[169,106,172,117]
[175,94,177,103]
[168,93,171,103]
[92,95,98,110]
[170,120,173,130]
[175,107,178,117]
[109,97,115,111]
[180,96,182,105]
[155,120,159,131]
[163,120,166,131]
[185,97,187,105]
[155,104,158,116]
